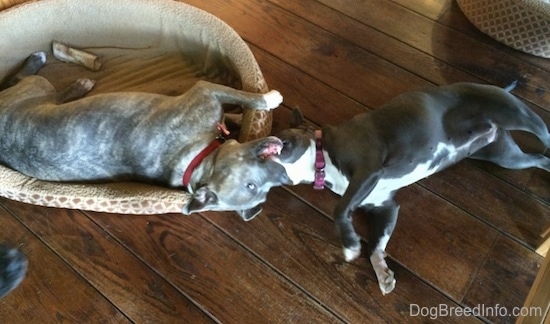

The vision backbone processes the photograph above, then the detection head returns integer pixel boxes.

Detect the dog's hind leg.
[364,201,399,295]
[0,52,46,90]
[470,129,550,172]
[496,93,550,149]
[57,78,95,103]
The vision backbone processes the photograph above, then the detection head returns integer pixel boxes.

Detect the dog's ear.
[290,107,307,128]
[183,187,218,214]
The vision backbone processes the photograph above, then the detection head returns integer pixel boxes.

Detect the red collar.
[182,123,229,188]
[313,130,325,190]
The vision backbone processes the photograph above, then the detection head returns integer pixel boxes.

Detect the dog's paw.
[29,51,47,65]
[377,269,396,295]
[263,90,283,109]
[21,52,47,76]
[370,250,396,295]
[75,78,96,92]
[343,244,361,262]
[58,78,96,103]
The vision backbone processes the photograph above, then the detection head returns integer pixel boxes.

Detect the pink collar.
[182,123,229,188]
[313,130,325,190]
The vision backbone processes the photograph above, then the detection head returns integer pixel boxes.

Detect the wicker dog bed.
[0,0,272,214]
[457,0,550,58]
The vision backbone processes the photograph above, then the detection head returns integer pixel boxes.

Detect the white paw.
[263,90,283,109]
[343,245,361,262]
[31,51,47,65]
[378,269,396,295]
[370,251,396,295]
[75,78,95,91]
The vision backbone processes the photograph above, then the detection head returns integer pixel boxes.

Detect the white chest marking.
[326,142,462,207]
[361,159,437,206]
[280,141,472,207]
[279,140,317,185]
[364,142,466,206]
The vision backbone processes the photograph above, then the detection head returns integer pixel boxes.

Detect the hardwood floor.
[1,0,549,322]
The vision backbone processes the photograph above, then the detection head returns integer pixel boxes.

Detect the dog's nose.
[237,205,263,221]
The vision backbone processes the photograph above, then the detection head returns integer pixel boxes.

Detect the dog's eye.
[246,183,257,191]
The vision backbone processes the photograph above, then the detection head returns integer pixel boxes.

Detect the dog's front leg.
[57,78,95,103]
[0,52,46,90]
[364,201,399,295]
[334,174,380,262]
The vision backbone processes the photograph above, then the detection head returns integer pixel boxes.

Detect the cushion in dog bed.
[0,0,272,214]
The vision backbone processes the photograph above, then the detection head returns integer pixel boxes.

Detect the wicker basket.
[0,0,273,214]
[0,0,27,10]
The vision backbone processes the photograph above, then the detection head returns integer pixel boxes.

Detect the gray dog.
[0,51,289,298]
[274,83,550,294]
[0,52,288,219]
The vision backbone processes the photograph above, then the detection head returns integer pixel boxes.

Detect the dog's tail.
[0,244,27,298]
[503,80,518,92]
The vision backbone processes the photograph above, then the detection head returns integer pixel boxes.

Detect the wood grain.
[2,200,214,323]
[87,210,341,323]
[463,236,543,323]
[0,203,129,322]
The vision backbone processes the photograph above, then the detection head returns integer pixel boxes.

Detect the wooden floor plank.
[390,185,499,300]
[462,235,543,323]
[390,0,453,21]
[1,199,214,323]
[0,203,130,322]
[269,0,477,86]
[420,162,550,248]
[525,169,550,203]
[87,210,341,323]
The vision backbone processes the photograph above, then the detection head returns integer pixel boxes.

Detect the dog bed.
[0,0,272,214]
[457,0,550,58]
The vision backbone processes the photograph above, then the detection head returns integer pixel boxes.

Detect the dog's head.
[182,136,290,221]
[276,108,313,165]
[269,108,318,189]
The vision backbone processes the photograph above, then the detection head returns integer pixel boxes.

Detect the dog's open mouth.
[265,138,283,155]
[259,137,284,160]
[272,135,299,163]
